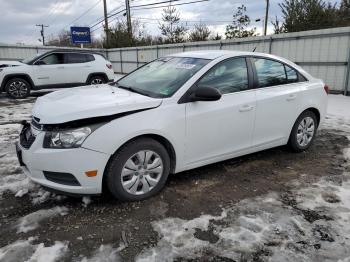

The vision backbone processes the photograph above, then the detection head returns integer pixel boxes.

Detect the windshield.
[22,52,44,64]
[115,57,210,98]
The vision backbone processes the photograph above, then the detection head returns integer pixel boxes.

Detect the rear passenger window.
[253,58,287,87]
[86,54,95,62]
[285,65,298,83]
[197,58,249,94]
[66,53,92,63]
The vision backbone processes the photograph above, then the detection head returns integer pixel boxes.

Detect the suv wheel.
[106,138,170,201]
[88,75,106,85]
[288,110,318,152]
[5,78,31,99]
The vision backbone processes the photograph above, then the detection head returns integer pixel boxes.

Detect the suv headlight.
[44,127,92,149]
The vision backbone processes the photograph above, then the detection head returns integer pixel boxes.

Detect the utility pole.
[125,0,132,39]
[36,24,49,46]
[264,0,269,36]
[103,0,109,47]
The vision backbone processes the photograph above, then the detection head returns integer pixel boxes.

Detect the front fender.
[82,104,186,172]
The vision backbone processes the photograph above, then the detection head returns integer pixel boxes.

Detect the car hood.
[32,84,162,124]
[0,60,24,67]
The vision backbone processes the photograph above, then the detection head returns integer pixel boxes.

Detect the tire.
[106,138,170,201]
[5,78,31,99]
[88,75,106,85]
[288,110,318,152]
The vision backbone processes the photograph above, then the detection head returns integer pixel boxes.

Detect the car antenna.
[252,47,257,52]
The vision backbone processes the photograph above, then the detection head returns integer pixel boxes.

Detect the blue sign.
[70,27,91,44]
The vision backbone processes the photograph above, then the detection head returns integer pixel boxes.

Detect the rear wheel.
[5,78,31,99]
[106,138,170,201]
[288,110,318,152]
[88,75,106,85]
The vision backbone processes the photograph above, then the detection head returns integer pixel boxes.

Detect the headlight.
[44,127,92,149]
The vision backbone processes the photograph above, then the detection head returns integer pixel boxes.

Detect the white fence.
[1,26,350,93]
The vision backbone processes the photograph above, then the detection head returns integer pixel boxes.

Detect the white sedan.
[16,50,328,201]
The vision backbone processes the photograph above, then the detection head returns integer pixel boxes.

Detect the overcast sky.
[0,0,340,45]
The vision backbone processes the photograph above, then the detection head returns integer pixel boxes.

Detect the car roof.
[170,50,258,60]
[45,49,106,58]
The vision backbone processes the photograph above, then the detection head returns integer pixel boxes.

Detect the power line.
[90,8,126,28]
[66,0,101,27]
[131,0,210,11]
[90,0,209,29]
[130,0,193,8]
[42,0,62,25]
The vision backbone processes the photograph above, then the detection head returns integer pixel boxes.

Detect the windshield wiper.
[116,84,150,97]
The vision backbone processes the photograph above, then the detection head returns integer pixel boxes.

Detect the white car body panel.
[0,51,115,94]
[32,85,162,124]
[18,50,328,195]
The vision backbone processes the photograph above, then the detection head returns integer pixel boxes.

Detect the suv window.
[40,53,64,65]
[66,53,94,63]
[197,58,249,94]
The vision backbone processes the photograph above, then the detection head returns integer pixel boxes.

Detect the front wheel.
[5,78,31,99]
[105,138,170,201]
[288,110,318,152]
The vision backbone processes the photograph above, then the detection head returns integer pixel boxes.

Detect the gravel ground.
[0,91,349,262]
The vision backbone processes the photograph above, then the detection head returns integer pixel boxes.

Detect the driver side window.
[197,57,249,94]
[40,53,64,65]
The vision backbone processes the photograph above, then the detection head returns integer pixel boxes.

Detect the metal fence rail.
[1,26,349,94]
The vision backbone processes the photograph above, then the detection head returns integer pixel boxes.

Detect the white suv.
[16,51,328,201]
[0,50,115,98]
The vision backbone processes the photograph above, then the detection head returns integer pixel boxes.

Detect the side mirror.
[34,60,45,65]
[190,86,222,102]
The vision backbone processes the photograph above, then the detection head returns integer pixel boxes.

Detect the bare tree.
[271,16,285,34]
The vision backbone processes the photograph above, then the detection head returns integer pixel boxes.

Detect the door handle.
[57,66,65,69]
[239,105,254,112]
[286,94,297,101]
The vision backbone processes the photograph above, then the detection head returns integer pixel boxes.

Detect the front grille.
[19,124,36,149]
[43,171,81,186]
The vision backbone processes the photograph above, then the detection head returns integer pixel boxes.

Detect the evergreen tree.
[189,23,211,42]
[225,5,257,39]
[159,6,187,43]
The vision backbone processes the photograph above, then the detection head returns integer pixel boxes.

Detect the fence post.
[183,44,185,52]
[119,49,123,74]
[136,48,139,68]
[156,45,159,58]
[219,41,223,50]
[269,37,273,54]
[344,44,350,96]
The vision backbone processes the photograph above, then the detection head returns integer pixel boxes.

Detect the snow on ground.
[0,238,68,262]
[0,94,349,261]
[80,244,124,262]
[137,95,350,261]
[16,206,68,233]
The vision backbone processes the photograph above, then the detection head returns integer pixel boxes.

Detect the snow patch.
[0,238,68,262]
[82,196,92,207]
[81,244,123,262]
[137,95,350,261]
[17,206,68,233]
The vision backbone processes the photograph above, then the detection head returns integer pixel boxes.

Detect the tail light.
[324,84,329,95]
[106,64,112,69]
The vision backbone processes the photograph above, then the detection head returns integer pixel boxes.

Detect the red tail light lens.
[324,84,329,95]
[106,64,112,69]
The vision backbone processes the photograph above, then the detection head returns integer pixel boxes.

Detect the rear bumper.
[17,132,110,195]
